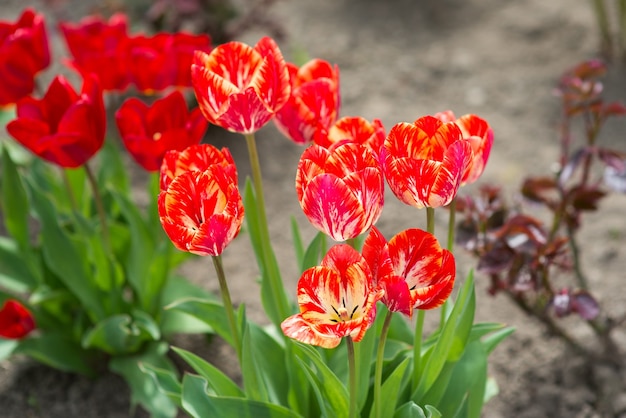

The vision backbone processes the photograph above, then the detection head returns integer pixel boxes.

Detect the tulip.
[7,74,105,168]
[159,143,237,191]
[0,8,50,106]
[170,32,212,88]
[0,300,35,339]
[59,13,130,92]
[296,141,384,241]
[115,90,208,171]
[274,58,340,144]
[191,36,291,133]
[281,244,382,349]
[382,115,473,209]
[158,166,244,256]
[362,226,455,317]
[455,113,494,185]
[316,116,386,159]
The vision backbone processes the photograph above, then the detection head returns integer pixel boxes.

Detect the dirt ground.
[1,0,626,417]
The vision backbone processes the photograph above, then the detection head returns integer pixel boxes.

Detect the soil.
[1,0,626,417]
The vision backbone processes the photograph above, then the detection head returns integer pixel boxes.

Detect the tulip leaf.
[243,179,290,326]
[295,342,349,418]
[481,325,515,355]
[165,298,237,348]
[437,341,487,418]
[171,346,244,398]
[394,403,441,418]
[139,362,183,407]
[109,342,178,418]
[0,236,39,292]
[81,310,160,355]
[160,277,215,336]
[16,332,96,377]
[0,339,19,362]
[369,357,411,418]
[181,374,302,418]
[1,145,30,250]
[26,179,105,319]
[412,272,476,401]
[301,231,327,273]
[96,139,130,195]
[291,217,305,268]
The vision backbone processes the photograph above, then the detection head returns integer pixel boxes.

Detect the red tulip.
[455,113,493,185]
[281,245,382,348]
[115,90,208,171]
[316,116,386,159]
[158,166,244,256]
[362,226,455,317]
[274,59,340,144]
[6,74,106,168]
[170,32,212,88]
[159,143,237,191]
[126,33,174,93]
[0,8,50,106]
[59,13,130,92]
[296,141,384,241]
[382,115,473,208]
[191,36,291,133]
[0,300,35,339]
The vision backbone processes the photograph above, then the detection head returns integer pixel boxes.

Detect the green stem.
[373,310,394,418]
[60,169,79,213]
[243,133,290,323]
[84,162,111,255]
[412,309,425,391]
[346,337,357,418]
[426,207,435,235]
[413,207,435,390]
[212,255,242,363]
[446,198,456,252]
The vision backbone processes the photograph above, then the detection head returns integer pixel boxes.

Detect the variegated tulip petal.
[389,229,443,287]
[412,250,455,310]
[281,314,342,349]
[379,275,413,317]
[282,245,378,347]
[456,114,494,185]
[216,87,274,133]
[301,174,365,241]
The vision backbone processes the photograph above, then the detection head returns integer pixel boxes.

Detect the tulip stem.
[373,309,394,418]
[446,198,456,251]
[60,169,79,214]
[412,309,425,391]
[212,255,242,363]
[244,133,289,324]
[346,336,357,418]
[84,162,111,255]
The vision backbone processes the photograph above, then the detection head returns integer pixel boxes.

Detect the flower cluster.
[0,7,505,417]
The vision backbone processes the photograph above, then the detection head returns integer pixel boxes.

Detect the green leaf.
[171,346,244,398]
[241,323,269,402]
[355,321,377,410]
[181,374,302,418]
[160,277,215,336]
[139,362,183,407]
[370,357,411,418]
[481,326,515,355]
[290,217,305,269]
[0,236,39,292]
[165,298,237,348]
[109,342,177,418]
[301,231,327,273]
[438,341,487,418]
[248,323,290,406]
[27,180,104,319]
[1,145,30,249]
[96,139,130,195]
[243,179,290,327]
[295,343,349,418]
[413,273,475,400]
[394,402,442,418]
[0,339,19,361]
[82,311,160,355]
[16,332,96,377]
